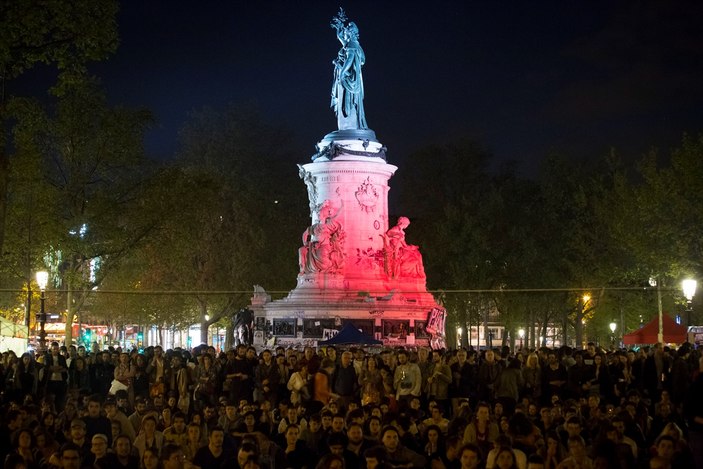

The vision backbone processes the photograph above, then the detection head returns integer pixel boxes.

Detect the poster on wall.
[273,319,296,337]
[303,319,337,338]
[414,321,429,338]
[345,319,375,337]
[383,320,410,339]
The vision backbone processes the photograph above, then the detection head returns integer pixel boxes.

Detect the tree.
[0,0,119,259]
[7,80,155,345]
[134,106,306,344]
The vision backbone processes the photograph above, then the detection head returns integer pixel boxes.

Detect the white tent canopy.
[0,316,28,356]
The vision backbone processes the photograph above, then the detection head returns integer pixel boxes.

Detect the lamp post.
[650,277,664,343]
[518,328,525,350]
[35,271,49,353]
[682,279,697,328]
[609,322,617,349]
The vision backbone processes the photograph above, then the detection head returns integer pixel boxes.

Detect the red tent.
[622,313,688,345]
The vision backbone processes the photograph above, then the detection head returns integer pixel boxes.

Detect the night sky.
[78,1,703,173]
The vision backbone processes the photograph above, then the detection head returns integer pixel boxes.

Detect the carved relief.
[299,200,346,274]
[298,165,318,216]
[356,246,384,271]
[355,177,379,212]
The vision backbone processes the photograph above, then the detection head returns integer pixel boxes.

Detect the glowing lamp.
[682,279,697,301]
[36,271,49,291]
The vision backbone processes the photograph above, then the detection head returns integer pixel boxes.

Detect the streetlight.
[35,271,49,353]
[518,328,525,350]
[682,279,697,327]
[650,277,664,343]
[609,321,617,348]
[457,327,463,348]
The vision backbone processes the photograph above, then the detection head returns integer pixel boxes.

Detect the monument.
[249,9,446,349]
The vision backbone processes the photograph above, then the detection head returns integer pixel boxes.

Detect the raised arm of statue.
[330,9,368,131]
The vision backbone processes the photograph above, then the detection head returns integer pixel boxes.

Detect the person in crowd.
[142,446,161,469]
[380,425,426,468]
[463,401,499,456]
[332,351,358,409]
[1,340,701,469]
[451,349,478,415]
[254,349,280,406]
[478,350,502,403]
[194,354,219,410]
[192,426,233,468]
[55,443,84,469]
[427,350,453,416]
[105,396,136,442]
[538,430,566,469]
[556,436,592,469]
[134,414,164,460]
[128,397,152,435]
[160,444,187,469]
[281,424,307,469]
[5,428,41,469]
[84,394,113,446]
[458,443,482,469]
[394,350,422,407]
[495,358,524,417]
[14,353,40,398]
[34,426,60,461]
[287,359,311,406]
[44,342,69,411]
[110,434,140,469]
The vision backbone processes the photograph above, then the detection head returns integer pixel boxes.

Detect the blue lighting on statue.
[330,8,367,131]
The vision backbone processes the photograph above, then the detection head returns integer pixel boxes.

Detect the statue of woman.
[330,10,368,130]
[299,200,346,274]
[383,217,426,279]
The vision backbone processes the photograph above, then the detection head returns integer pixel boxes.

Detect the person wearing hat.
[90,433,118,468]
[68,418,91,461]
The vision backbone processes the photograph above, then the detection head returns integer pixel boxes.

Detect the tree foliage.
[0,0,120,261]
[124,106,307,343]
[393,132,703,347]
[5,80,154,345]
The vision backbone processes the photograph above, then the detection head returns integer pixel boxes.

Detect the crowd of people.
[1,339,702,469]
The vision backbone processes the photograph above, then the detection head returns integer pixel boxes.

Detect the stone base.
[249,287,445,349]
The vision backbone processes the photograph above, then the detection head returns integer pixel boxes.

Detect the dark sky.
[84,1,703,173]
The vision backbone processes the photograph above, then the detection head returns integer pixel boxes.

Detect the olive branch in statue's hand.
[330,7,348,30]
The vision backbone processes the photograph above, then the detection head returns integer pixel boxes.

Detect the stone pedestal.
[250,134,446,348]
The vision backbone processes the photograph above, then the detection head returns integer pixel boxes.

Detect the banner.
[425,308,446,336]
